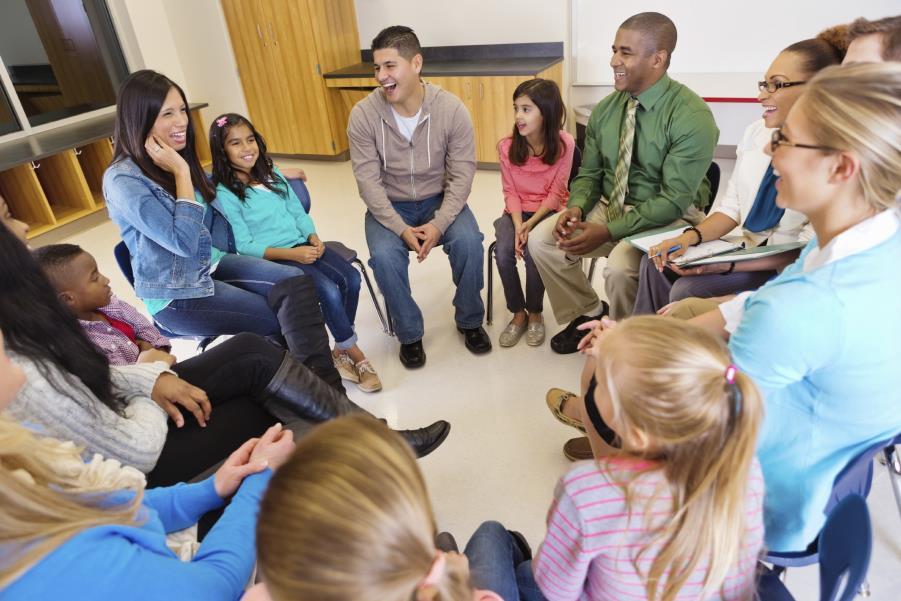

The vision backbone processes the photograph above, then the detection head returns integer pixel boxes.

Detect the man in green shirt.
[529,12,718,353]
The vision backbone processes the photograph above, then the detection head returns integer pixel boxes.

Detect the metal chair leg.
[885,444,901,526]
[352,258,391,336]
[587,257,599,282]
[384,300,394,337]
[486,240,496,325]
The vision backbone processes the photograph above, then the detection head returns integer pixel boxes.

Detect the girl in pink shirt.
[494,79,574,348]
[247,415,513,601]
[533,316,765,601]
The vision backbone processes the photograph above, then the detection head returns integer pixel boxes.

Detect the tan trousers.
[528,203,704,322]
[666,297,722,320]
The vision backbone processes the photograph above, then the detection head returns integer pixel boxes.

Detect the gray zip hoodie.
[347,81,476,235]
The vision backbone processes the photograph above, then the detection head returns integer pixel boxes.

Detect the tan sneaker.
[333,351,359,382]
[355,359,382,392]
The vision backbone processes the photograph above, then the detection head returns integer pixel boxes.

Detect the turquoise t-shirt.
[215,166,316,258]
[143,194,225,316]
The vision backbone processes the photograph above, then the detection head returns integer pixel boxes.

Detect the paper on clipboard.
[680,241,806,267]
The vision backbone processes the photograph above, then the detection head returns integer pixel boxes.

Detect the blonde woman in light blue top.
[691,63,901,552]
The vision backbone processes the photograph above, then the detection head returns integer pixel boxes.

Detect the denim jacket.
[103,158,235,300]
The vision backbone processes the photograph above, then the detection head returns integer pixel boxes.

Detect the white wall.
[0,0,48,66]
[107,0,247,127]
[355,0,566,47]
[160,0,248,124]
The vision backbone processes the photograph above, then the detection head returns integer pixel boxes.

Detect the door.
[474,75,534,163]
[221,0,292,152]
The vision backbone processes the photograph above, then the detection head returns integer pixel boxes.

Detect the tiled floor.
[50,157,901,600]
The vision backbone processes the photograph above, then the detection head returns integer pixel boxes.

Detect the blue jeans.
[278,246,361,349]
[153,253,306,337]
[465,521,547,601]
[364,194,485,344]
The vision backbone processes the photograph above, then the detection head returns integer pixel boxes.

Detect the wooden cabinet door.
[265,0,336,155]
[473,75,534,163]
[304,0,360,153]
[221,0,292,152]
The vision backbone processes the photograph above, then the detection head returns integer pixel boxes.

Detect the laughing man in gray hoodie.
[348,26,491,368]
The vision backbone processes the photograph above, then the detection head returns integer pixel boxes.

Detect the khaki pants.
[528,203,704,322]
[666,296,722,320]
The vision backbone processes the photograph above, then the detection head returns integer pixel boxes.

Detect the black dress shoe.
[399,340,426,368]
[457,326,492,354]
[549,302,609,354]
[397,420,451,458]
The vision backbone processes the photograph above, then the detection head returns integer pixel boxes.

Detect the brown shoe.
[563,436,593,461]
[546,388,586,433]
[354,359,382,393]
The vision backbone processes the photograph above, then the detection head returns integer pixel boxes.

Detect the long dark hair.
[111,70,215,202]
[508,78,566,166]
[0,226,124,414]
[209,113,286,201]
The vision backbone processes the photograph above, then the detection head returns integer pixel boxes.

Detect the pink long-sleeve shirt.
[498,131,574,215]
[533,457,765,601]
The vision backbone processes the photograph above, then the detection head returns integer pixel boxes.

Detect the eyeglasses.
[758,80,806,93]
[770,128,838,154]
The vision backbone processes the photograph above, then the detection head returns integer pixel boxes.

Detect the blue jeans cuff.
[334,331,358,351]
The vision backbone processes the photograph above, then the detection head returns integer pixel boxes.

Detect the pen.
[650,244,682,259]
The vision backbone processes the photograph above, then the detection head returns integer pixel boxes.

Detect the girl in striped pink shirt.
[533,316,765,601]
[494,78,574,348]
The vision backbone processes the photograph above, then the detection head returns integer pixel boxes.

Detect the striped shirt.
[533,457,764,601]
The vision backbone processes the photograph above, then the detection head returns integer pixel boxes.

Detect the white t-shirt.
[392,107,422,142]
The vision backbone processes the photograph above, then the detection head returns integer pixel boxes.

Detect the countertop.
[325,56,563,80]
[0,103,208,172]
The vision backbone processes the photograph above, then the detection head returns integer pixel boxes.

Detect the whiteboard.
[571,0,898,95]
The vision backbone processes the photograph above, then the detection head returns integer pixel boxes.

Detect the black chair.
[583,160,722,283]
[485,144,583,325]
[285,177,391,335]
[113,241,217,351]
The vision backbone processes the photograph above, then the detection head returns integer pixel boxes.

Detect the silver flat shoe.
[499,321,526,347]
[526,319,545,346]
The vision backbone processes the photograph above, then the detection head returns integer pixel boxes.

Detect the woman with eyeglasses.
[633,34,845,316]
[688,62,901,553]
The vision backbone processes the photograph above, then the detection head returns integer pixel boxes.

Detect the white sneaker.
[333,351,359,382]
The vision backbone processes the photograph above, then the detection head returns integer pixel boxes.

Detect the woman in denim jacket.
[103,70,340,389]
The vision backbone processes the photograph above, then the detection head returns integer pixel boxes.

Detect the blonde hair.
[256,415,471,601]
[595,316,763,601]
[0,417,143,587]
[799,62,901,212]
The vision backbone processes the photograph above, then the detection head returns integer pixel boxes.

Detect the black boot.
[262,352,364,422]
[267,275,344,393]
[396,420,451,458]
[262,354,452,458]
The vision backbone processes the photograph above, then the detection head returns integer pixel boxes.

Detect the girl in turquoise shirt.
[210,114,381,393]
[691,63,901,552]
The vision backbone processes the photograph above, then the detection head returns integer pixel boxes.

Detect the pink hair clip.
[724,364,738,384]
[216,116,228,127]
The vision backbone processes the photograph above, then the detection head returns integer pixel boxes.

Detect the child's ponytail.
[595,316,763,601]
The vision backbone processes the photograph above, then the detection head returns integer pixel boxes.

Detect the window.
[0,0,128,132]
